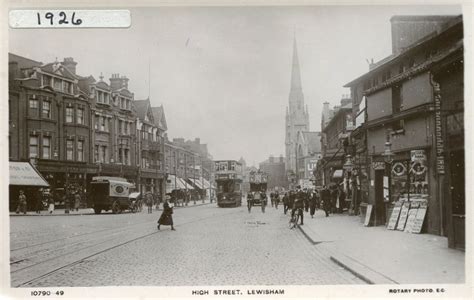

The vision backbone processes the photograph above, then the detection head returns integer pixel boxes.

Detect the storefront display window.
[391,150,429,203]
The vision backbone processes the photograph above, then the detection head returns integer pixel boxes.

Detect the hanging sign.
[411,150,427,162]
[392,162,406,177]
[372,162,385,170]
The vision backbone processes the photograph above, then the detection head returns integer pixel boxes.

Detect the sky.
[9,5,462,166]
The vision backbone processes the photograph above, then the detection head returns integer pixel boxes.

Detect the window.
[100,146,107,163]
[42,75,52,86]
[42,101,51,119]
[118,120,123,134]
[392,85,403,113]
[29,136,38,158]
[42,136,51,159]
[29,99,38,108]
[63,81,71,94]
[118,148,123,163]
[77,140,84,162]
[53,78,62,90]
[94,145,99,162]
[66,107,74,123]
[76,108,84,124]
[124,149,129,165]
[66,139,74,160]
[104,93,109,104]
[392,119,405,132]
[100,117,108,131]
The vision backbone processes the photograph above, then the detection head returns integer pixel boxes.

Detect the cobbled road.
[10,203,364,287]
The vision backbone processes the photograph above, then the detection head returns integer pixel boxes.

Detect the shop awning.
[166,175,185,192]
[332,169,343,179]
[10,162,50,187]
[190,178,205,189]
[178,178,194,190]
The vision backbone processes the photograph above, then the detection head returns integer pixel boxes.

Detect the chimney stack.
[62,57,77,75]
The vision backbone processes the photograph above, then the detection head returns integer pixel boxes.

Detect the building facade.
[259,155,288,189]
[285,38,309,174]
[344,15,464,249]
[296,131,321,185]
[9,53,169,207]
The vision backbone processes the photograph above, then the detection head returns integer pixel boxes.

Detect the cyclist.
[291,186,304,226]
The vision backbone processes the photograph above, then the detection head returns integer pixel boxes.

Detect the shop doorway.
[374,169,386,225]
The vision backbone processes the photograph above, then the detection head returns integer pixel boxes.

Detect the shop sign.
[410,150,427,162]
[433,81,445,174]
[307,159,318,171]
[410,161,427,176]
[392,162,406,177]
[372,161,385,170]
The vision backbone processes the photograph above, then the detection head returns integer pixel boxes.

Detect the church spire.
[290,36,302,92]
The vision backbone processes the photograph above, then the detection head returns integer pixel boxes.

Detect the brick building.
[9,53,170,208]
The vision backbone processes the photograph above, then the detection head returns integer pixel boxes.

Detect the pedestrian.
[282,192,289,214]
[35,190,44,214]
[338,186,346,214]
[309,190,317,218]
[157,197,175,231]
[74,192,81,212]
[146,192,153,213]
[16,190,27,214]
[292,186,304,225]
[155,193,161,210]
[274,192,280,209]
[321,185,331,217]
[46,191,55,214]
[330,185,338,214]
[64,190,71,214]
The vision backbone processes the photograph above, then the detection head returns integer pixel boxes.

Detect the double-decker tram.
[214,160,243,207]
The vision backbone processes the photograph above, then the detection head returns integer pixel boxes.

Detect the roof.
[301,131,321,154]
[344,15,462,88]
[40,62,78,81]
[9,53,42,69]
[152,105,168,130]
[322,106,352,133]
[133,99,149,120]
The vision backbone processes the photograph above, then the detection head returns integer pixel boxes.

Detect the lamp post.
[382,133,394,203]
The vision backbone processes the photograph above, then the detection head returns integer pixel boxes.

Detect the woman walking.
[157,198,175,231]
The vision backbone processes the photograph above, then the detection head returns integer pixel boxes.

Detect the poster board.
[411,203,428,234]
[387,201,403,230]
[364,204,373,226]
[396,202,411,231]
[404,209,418,233]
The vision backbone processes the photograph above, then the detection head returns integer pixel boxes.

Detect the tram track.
[12,208,239,287]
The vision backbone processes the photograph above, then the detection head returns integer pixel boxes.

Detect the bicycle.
[288,210,300,229]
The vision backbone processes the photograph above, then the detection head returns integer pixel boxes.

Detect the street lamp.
[382,133,394,203]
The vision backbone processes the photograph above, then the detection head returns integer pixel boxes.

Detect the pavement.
[9,199,213,216]
[298,209,465,284]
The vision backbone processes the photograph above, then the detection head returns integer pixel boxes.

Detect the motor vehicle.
[89,176,134,214]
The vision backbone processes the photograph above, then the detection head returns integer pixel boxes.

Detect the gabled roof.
[152,105,168,131]
[40,62,77,81]
[133,99,150,120]
[9,53,42,69]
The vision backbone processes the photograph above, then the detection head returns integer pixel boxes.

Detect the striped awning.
[10,162,50,187]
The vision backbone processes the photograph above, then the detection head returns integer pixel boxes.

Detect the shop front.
[9,161,50,211]
[370,148,435,232]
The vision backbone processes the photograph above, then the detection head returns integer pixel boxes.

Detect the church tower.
[285,37,309,173]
